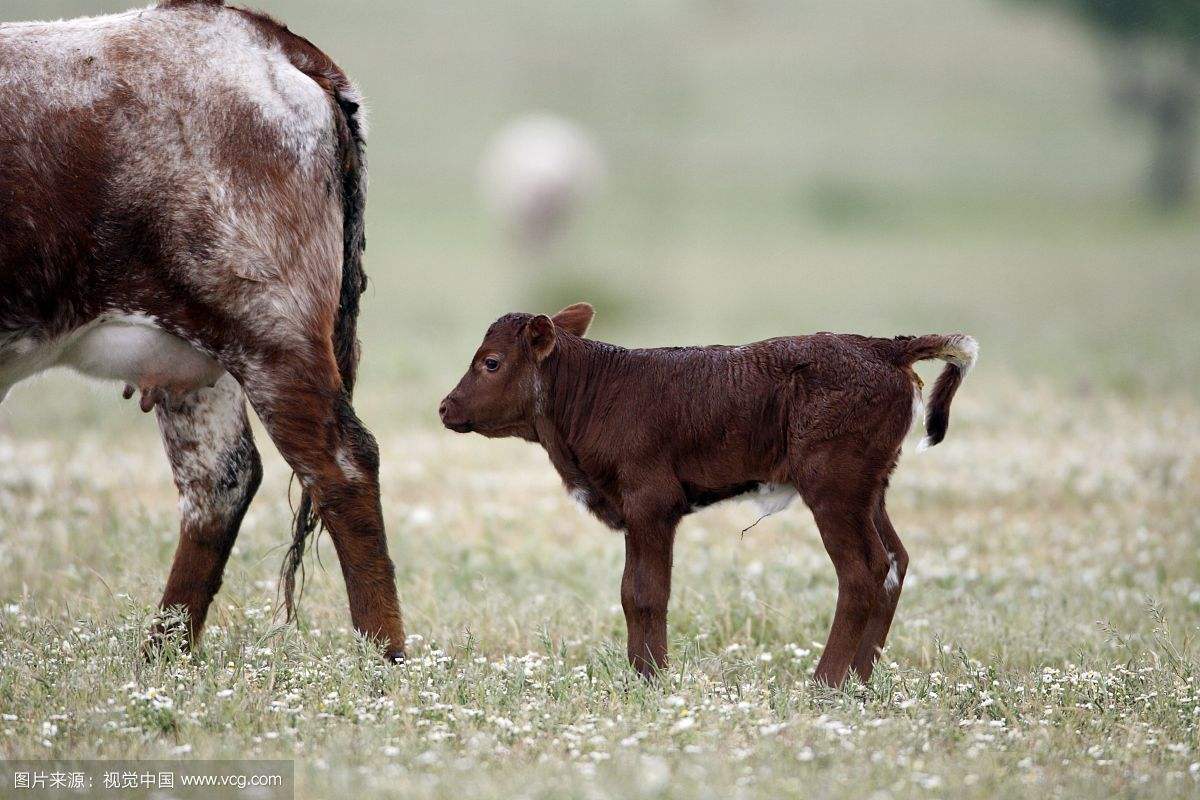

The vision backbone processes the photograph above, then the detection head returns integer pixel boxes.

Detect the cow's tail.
[281,82,370,621]
[891,333,978,452]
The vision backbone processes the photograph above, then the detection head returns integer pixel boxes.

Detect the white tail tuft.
[916,436,933,453]
[944,334,979,374]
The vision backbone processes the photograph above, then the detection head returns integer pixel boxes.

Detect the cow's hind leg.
[240,350,405,662]
[151,374,262,651]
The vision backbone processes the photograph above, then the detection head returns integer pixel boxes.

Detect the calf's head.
[439,303,594,437]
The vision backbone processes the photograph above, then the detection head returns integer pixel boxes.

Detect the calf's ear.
[552,302,595,337]
[526,314,557,361]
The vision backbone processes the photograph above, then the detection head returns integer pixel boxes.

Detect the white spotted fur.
[157,373,252,525]
[569,487,592,514]
[910,384,925,438]
[680,482,798,518]
[884,551,900,593]
[0,3,351,404]
[0,7,330,159]
[336,446,364,482]
[752,483,798,516]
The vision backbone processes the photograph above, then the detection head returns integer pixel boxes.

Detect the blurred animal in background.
[0,0,406,662]
[478,114,605,255]
[439,303,978,686]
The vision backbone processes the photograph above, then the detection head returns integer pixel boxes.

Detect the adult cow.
[0,0,405,661]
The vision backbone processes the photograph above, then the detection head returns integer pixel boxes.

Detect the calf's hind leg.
[850,495,908,681]
[796,455,890,687]
[240,351,406,662]
[152,374,262,650]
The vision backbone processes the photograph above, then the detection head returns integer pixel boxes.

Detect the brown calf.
[440,304,976,686]
[0,2,404,660]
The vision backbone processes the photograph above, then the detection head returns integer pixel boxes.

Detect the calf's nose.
[439,395,473,433]
[439,395,462,424]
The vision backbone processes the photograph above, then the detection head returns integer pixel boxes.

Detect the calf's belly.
[682,480,798,515]
[753,483,798,514]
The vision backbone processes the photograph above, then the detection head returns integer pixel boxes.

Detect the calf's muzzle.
[438,393,472,433]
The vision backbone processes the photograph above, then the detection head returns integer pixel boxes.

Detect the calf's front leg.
[621,519,677,678]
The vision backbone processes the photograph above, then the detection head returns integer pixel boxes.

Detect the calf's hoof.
[140,619,192,661]
[811,667,850,689]
[628,655,666,680]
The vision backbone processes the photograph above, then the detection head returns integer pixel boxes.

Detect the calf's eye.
[483,357,501,372]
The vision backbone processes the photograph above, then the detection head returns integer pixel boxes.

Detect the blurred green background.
[3,0,1198,431]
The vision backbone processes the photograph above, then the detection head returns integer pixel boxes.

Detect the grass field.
[3,0,1200,797]
[2,381,1200,798]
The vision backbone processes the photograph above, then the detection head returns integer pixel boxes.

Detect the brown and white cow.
[440,304,976,686]
[0,1,404,660]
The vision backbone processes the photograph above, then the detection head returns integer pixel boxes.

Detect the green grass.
[3,0,1200,797]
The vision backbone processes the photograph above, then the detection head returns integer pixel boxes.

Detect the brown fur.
[441,305,975,685]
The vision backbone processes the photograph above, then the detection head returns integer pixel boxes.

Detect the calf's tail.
[891,333,979,452]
